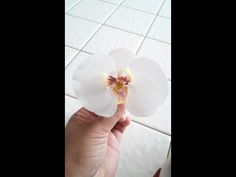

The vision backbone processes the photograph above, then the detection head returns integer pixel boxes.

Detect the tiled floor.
[65,0,171,176]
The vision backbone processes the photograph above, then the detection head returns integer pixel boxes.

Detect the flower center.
[103,68,132,104]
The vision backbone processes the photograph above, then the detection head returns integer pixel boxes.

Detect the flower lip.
[104,67,133,104]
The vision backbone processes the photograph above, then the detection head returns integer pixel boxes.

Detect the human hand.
[65,104,131,177]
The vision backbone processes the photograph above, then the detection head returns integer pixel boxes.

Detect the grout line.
[65,0,171,68]
[80,0,126,50]
[104,24,171,44]
[65,0,125,69]
[66,13,171,45]
[65,26,102,68]
[65,13,102,24]
[79,50,94,55]
[65,45,80,67]
[66,0,170,19]
[66,14,144,37]
[106,24,172,45]
[65,49,93,69]
[65,0,83,13]
[146,36,171,44]
[65,44,80,51]
[65,44,94,55]
[120,4,156,15]
[104,24,145,37]
[65,93,78,100]
[65,46,91,68]
[65,50,83,69]
[166,141,171,159]
[157,0,171,19]
[98,0,123,6]
[98,0,159,15]
[121,4,156,15]
[135,0,167,55]
[131,120,171,136]
[158,15,171,20]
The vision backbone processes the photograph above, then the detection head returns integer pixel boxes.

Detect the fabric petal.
[72,54,117,117]
[109,48,134,70]
[127,57,169,116]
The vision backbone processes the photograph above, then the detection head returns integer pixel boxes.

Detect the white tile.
[83,26,143,54]
[65,95,83,126]
[122,0,164,14]
[67,0,117,23]
[106,6,155,35]
[65,46,79,67]
[99,0,123,5]
[65,15,101,49]
[159,0,171,18]
[117,122,171,177]
[65,51,92,97]
[148,16,171,43]
[129,81,171,135]
[138,38,171,79]
[65,0,81,12]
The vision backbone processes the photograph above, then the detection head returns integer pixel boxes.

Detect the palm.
[65,105,130,177]
[97,121,128,177]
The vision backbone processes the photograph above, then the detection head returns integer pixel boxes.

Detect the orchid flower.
[72,48,168,117]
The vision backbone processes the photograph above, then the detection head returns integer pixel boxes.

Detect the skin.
[65,104,131,177]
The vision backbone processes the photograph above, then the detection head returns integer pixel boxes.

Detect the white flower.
[72,48,168,117]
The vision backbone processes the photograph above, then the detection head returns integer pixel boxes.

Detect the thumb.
[113,104,126,120]
[100,104,126,129]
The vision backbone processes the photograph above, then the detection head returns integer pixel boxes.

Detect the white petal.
[127,57,169,117]
[109,48,134,70]
[72,54,117,117]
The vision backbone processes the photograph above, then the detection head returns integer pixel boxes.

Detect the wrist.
[65,162,99,177]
